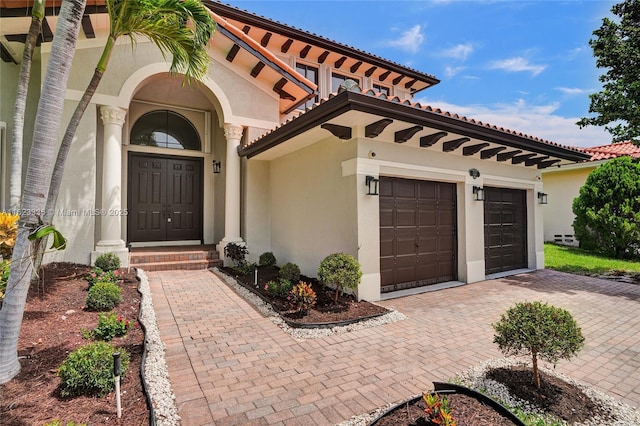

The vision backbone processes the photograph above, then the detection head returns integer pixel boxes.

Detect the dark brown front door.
[380,177,457,293]
[128,153,203,243]
[484,187,527,275]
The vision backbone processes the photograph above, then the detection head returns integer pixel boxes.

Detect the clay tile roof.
[582,141,640,161]
[242,83,587,159]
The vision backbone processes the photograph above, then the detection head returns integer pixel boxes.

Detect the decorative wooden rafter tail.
[496,150,522,162]
[480,146,506,159]
[462,143,490,156]
[511,153,537,164]
[321,123,352,139]
[226,44,240,62]
[365,119,394,138]
[442,137,471,152]
[420,131,448,147]
[395,125,423,143]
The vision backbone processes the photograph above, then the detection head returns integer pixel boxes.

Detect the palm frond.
[107,0,215,83]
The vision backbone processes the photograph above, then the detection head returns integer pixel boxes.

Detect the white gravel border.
[454,358,640,426]
[211,267,407,340]
[137,269,181,426]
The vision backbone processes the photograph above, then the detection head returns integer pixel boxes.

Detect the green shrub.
[224,242,248,266]
[94,252,121,272]
[90,312,132,341]
[279,262,300,283]
[573,156,640,259]
[258,251,277,266]
[86,267,122,288]
[0,259,9,300]
[290,281,317,313]
[492,301,585,389]
[264,278,293,297]
[233,261,256,276]
[86,282,122,311]
[58,341,130,397]
[317,253,362,303]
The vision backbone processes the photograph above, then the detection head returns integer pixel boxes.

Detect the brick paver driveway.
[148,269,640,425]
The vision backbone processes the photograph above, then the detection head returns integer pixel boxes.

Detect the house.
[0,1,588,301]
[541,141,640,247]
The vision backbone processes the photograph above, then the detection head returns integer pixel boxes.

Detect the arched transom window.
[130,110,201,151]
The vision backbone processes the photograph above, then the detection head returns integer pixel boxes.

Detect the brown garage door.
[484,187,527,275]
[380,177,457,293]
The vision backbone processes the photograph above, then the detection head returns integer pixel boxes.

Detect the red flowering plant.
[86,312,133,341]
[289,281,317,313]
[423,392,457,426]
[86,267,123,288]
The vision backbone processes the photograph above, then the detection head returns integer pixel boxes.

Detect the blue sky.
[223,0,619,148]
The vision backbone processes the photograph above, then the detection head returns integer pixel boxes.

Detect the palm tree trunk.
[0,0,87,385]
[9,1,44,210]
[35,37,114,271]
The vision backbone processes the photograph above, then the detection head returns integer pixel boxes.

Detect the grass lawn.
[544,243,640,276]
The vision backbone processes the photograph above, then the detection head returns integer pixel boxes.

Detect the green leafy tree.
[577,0,640,142]
[493,301,585,389]
[317,253,362,304]
[572,156,640,259]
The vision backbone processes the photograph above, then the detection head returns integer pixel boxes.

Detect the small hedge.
[94,252,121,272]
[318,253,362,303]
[258,251,277,266]
[58,341,130,397]
[279,262,300,283]
[86,282,122,311]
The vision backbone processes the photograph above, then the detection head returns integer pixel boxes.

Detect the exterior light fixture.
[366,175,379,196]
[538,192,548,204]
[469,168,480,179]
[212,160,221,174]
[473,186,485,201]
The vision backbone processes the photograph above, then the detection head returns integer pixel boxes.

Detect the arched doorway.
[127,110,204,243]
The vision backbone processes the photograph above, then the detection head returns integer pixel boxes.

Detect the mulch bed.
[487,366,605,424]
[0,262,149,425]
[221,264,389,325]
[372,393,519,426]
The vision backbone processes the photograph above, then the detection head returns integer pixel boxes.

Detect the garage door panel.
[380,177,457,293]
[484,187,527,275]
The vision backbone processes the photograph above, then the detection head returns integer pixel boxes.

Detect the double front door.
[128,153,203,243]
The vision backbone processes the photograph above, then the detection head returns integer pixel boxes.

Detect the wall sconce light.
[538,192,548,204]
[212,160,221,174]
[469,168,480,179]
[366,175,379,196]
[473,186,485,201]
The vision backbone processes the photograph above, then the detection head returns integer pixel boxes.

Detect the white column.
[218,124,244,263]
[93,106,128,265]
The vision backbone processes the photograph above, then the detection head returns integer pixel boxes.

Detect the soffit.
[240,88,591,169]
[205,1,440,94]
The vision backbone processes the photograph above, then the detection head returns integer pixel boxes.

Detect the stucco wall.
[270,136,359,278]
[0,54,41,210]
[542,164,598,245]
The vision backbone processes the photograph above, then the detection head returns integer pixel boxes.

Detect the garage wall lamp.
[366,175,379,196]
[212,160,221,174]
[538,192,548,205]
[473,186,485,201]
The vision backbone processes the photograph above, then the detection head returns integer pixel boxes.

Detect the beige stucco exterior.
[1,4,588,301]
[541,162,602,246]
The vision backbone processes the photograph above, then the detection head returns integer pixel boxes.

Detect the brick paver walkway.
[148,269,640,425]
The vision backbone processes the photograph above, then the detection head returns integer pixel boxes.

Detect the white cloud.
[556,87,591,96]
[445,66,465,78]
[489,57,546,76]
[413,97,610,147]
[386,25,425,54]
[441,43,474,61]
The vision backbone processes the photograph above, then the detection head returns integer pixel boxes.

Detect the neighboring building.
[0,1,588,301]
[541,141,640,246]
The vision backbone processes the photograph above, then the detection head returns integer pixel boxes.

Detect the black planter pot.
[369,382,525,426]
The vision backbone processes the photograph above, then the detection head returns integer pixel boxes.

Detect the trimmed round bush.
[94,252,121,272]
[492,301,584,389]
[86,281,122,311]
[317,253,362,303]
[58,341,130,397]
[258,251,277,266]
[279,262,300,283]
